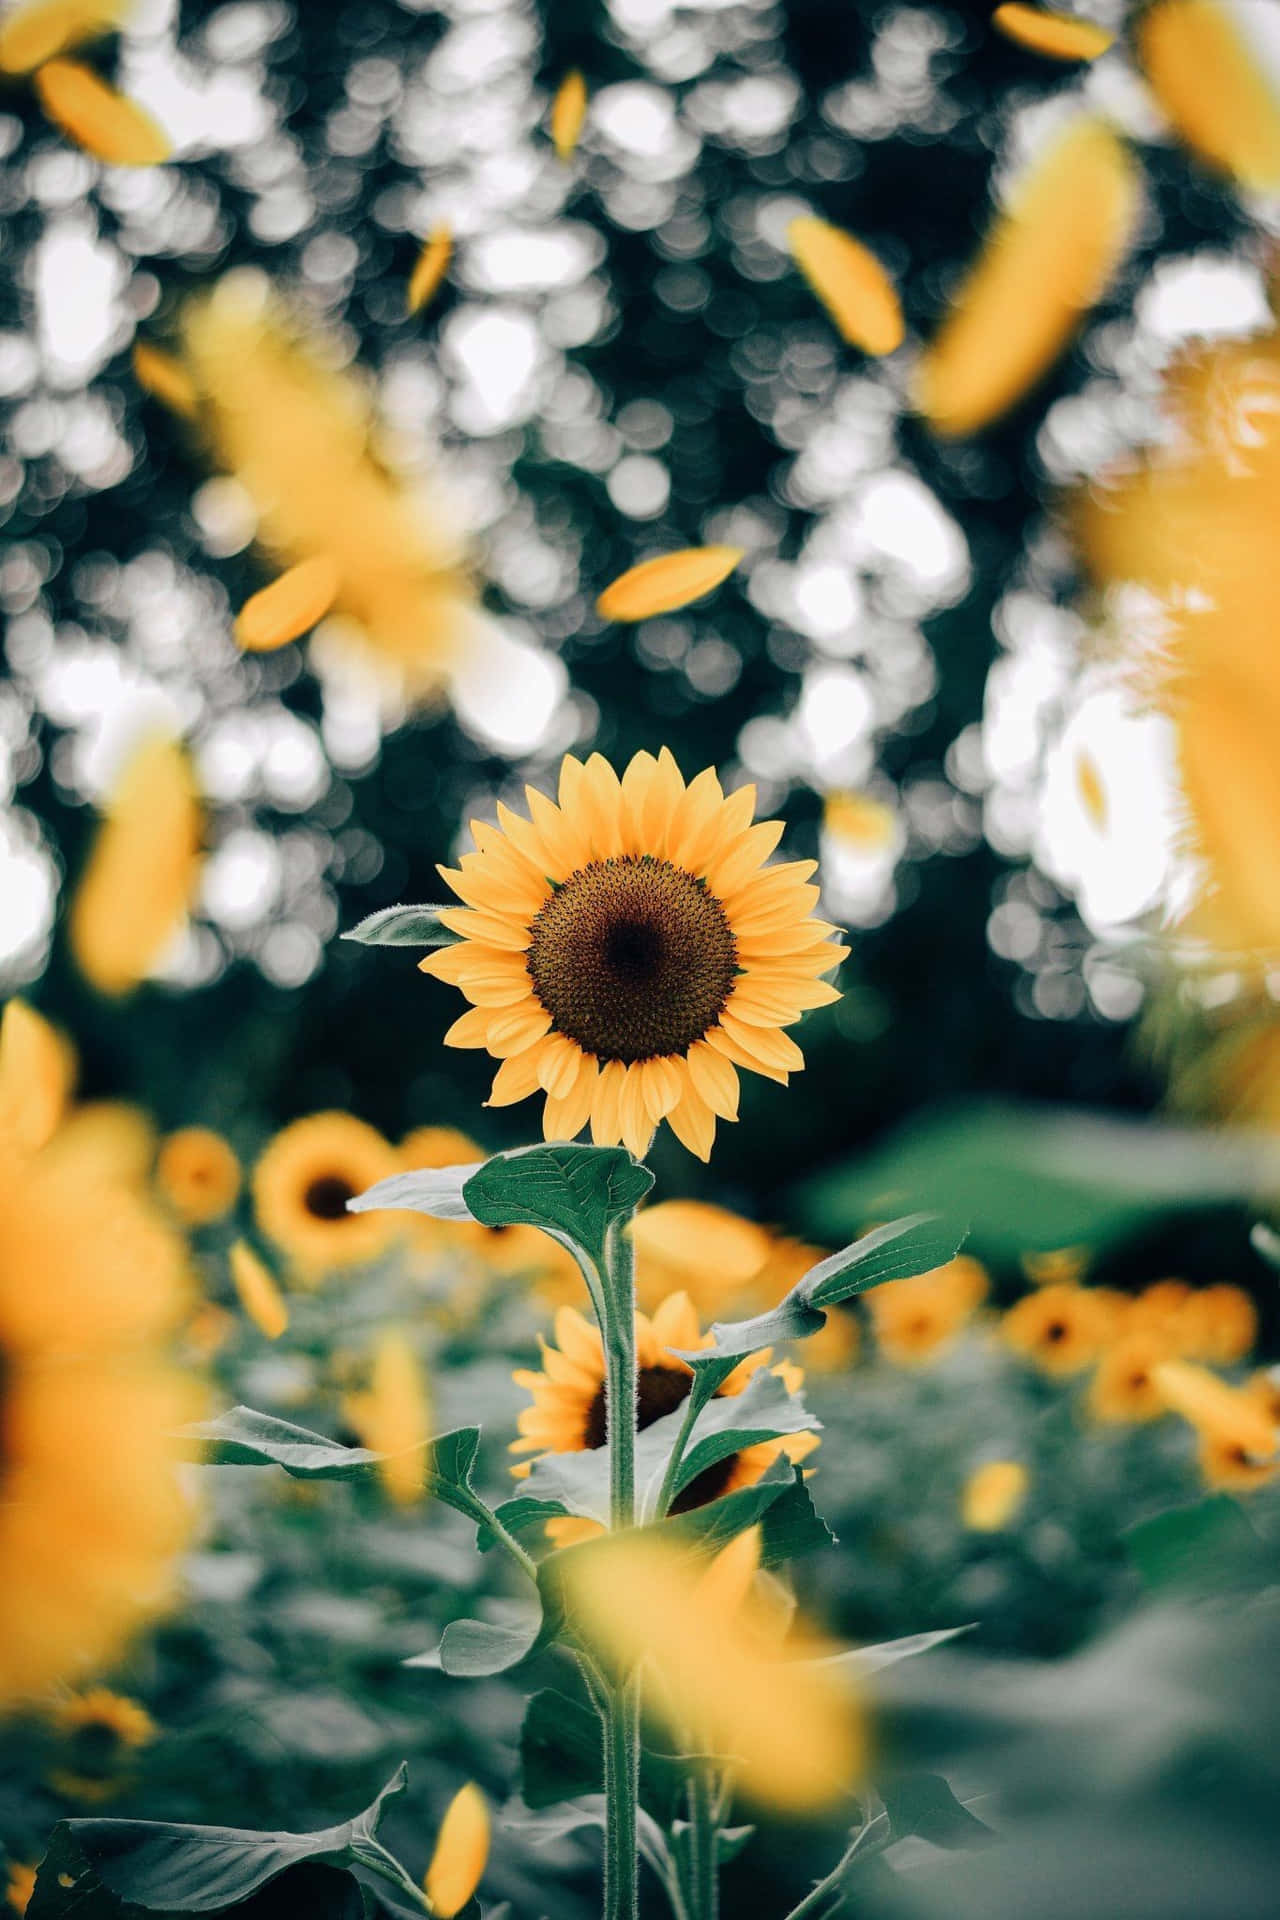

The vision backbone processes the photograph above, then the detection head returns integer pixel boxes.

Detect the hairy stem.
[686,1765,720,1920]
[599,1211,641,1920]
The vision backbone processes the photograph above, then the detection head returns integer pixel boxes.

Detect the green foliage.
[341,908,461,948]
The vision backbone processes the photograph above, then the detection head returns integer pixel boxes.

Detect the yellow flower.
[177,271,478,699]
[1136,0,1280,192]
[343,1329,430,1506]
[33,58,169,165]
[423,1783,489,1918]
[561,1529,864,1813]
[45,1688,157,1802]
[406,225,452,317]
[0,0,132,72]
[425,749,845,1160]
[510,1291,817,1541]
[1002,1282,1111,1376]
[229,1240,289,1340]
[914,117,1139,436]
[235,555,340,654]
[1176,1284,1257,1366]
[5,1862,35,1916]
[252,1112,400,1280]
[41,1099,155,1186]
[1154,1357,1280,1492]
[787,218,904,356]
[962,1460,1029,1531]
[865,1256,988,1366]
[1126,1278,1192,1340]
[823,789,898,853]
[155,1126,241,1226]
[991,4,1114,61]
[1020,1245,1089,1287]
[1088,1331,1177,1424]
[68,734,202,998]
[0,997,76,1151]
[630,1198,775,1318]
[596,550,742,623]
[550,69,587,161]
[0,1125,198,1707]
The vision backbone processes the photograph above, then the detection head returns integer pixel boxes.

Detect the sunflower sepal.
[342,904,463,947]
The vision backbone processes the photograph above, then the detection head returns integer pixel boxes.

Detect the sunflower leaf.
[813,1625,976,1677]
[463,1142,654,1271]
[411,1614,544,1678]
[680,1212,966,1362]
[661,1367,819,1509]
[29,1772,410,1915]
[341,904,461,947]
[347,1165,480,1223]
[519,1687,693,1820]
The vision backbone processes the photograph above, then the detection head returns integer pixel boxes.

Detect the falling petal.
[34,58,171,166]
[992,4,1115,61]
[1137,0,1280,192]
[0,999,75,1152]
[132,343,198,419]
[914,117,1139,436]
[0,0,132,75]
[229,1242,289,1341]
[235,555,341,653]
[550,68,588,160]
[406,223,452,316]
[424,1784,490,1918]
[787,217,904,355]
[596,546,743,622]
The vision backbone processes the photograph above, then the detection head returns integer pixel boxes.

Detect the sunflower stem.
[599,1212,641,1920]
[686,1764,720,1920]
[603,1674,641,1920]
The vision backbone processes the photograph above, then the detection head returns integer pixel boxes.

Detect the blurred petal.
[596,547,743,622]
[788,217,904,355]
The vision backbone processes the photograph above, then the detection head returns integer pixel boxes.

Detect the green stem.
[358,1840,432,1911]
[599,1213,640,1920]
[652,1389,701,1520]
[472,1501,539,1584]
[686,1765,720,1920]
[603,1675,640,1920]
[782,1810,888,1920]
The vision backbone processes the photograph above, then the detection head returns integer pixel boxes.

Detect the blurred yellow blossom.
[1002,1283,1111,1376]
[1136,0,1280,192]
[0,0,133,71]
[630,1198,775,1318]
[235,555,340,653]
[550,69,587,161]
[46,1689,156,1802]
[991,4,1114,61]
[229,1240,289,1341]
[155,1127,241,1227]
[596,550,742,622]
[252,1112,399,1280]
[406,225,452,317]
[343,1330,431,1506]
[865,1256,988,1366]
[0,997,75,1152]
[962,1460,1029,1531]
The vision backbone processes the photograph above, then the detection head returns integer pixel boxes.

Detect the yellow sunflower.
[45,1688,157,1802]
[5,1862,35,1917]
[0,1126,198,1708]
[630,1198,775,1318]
[864,1256,988,1366]
[251,1112,399,1280]
[510,1291,818,1544]
[1001,1282,1111,1376]
[155,1126,241,1227]
[423,750,846,1160]
[1177,1284,1257,1366]
[1087,1330,1177,1424]
[1153,1357,1279,1493]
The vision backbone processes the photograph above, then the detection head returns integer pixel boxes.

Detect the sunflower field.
[4,0,1280,1915]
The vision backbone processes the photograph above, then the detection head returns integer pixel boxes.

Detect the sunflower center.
[583,1362,694,1450]
[526,857,737,1064]
[304,1175,357,1221]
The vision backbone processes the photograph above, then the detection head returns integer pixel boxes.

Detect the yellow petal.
[348,1330,431,1506]
[914,117,1139,436]
[69,735,202,997]
[596,546,743,623]
[550,68,587,161]
[787,217,904,356]
[1137,0,1280,191]
[407,223,452,316]
[0,997,76,1151]
[235,556,340,653]
[666,1086,717,1161]
[0,0,132,74]
[229,1241,289,1340]
[590,1058,627,1146]
[1153,1359,1279,1458]
[34,59,171,165]
[486,1048,544,1107]
[131,343,198,419]
[424,1783,490,1917]
[962,1459,1029,1531]
[991,4,1115,61]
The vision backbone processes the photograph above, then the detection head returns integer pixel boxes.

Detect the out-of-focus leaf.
[502,1798,673,1888]
[518,1689,691,1820]
[1124,1495,1266,1594]
[878,1774,996,1851]
[817,1626,976,1678]
[341,904,461,946]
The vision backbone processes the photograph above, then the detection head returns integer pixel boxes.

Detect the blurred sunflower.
[1154,1357,1279,1490]
[962,1459,1029,1532]
[1177,1283,1258,1365]
[1002,1282,1111,1376]
[155,1126,241,1227]
[252,1112,399,1280]
[5,1863,35,1916]
[864,1256,989,1366]
[424,749,846,1160]
[45,1688,156,1802]
[0,1124,198,1707]
[1088,1331,1177,1424]
[510,1292,817,1542]
[630,1198,775,1318]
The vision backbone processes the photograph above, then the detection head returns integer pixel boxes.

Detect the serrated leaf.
[33,1772,409,1915]
[463,1142,654,1269]
[347,1165,480,1223]
[341,905,461,947]
[683,1213,966,1363]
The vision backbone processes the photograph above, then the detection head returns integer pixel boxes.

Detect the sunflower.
[252,1112,399,1280]
[45,1688,157,1802]
[0,1125,198,1708]
[1001,1282,1111,1376]
[1154,1358,1279,1492]
[864,1256,988,1366]
[423,750,846,1160]
[630,1199,775,1318]
[510,1291,818,1542]
[155,1126,241,1227]
[1087,1331,1177,1424]
[1177,1284,1257,1366]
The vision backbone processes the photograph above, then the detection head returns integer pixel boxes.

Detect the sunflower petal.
[596,547,743,623]
[992,3,1115,61]
[236,556,340,653]
[1137,0,1280,192]
[550,68,588,160]
[788,217,904,356]
[407,223,452,316]
[667,1087,717,1161]
[35,58,170,165]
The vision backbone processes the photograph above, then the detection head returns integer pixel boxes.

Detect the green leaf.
[519,1689,689,1820]
[816,1625,975,1677]
[878,1774,996,1851]
[683,1214,966,1362]
[409,1613,544,1678]
[347,1165,480,1223]
[666,1368,819,1502]
[341,905,461,947]
[31,1773,412,1916]
[1250,1221,1280,1270]
[463,1142,653,1269]
[665,1469,834,1568]
[29,1837,372,1920]
[1124,1494,1265,1594]
[186,1408,489,1531]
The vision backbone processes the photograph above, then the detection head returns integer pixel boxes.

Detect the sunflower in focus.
[424,750,846,1160]
[0,1125,198,1707]
[155,1126,241,1226]
[511,1292,818,1543]
[1002,1282,1112,1376]
[45,1688,156,1802]
[252,1112,399,1280]
[864,1256,988,1366]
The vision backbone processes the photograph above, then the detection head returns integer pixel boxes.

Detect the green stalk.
[599,1213,640,1920]
[603,1675,641,1920]
[686,1766,720,1920]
